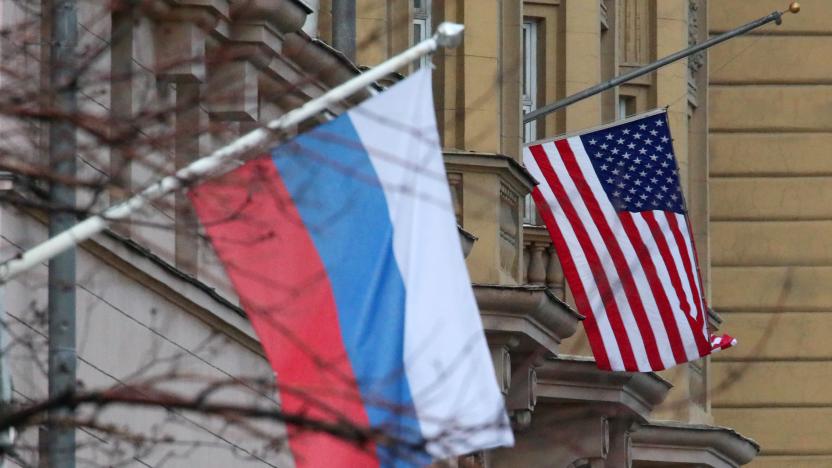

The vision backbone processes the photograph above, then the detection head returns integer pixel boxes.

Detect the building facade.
[708,1,832,466]
[2,0,819,466]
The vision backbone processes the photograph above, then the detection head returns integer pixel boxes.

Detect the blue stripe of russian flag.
[272,115,428,467]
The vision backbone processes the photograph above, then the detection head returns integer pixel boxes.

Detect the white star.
[645,138,653,145]
[656,120,664,126]
[634,133,642,139]
[661,161,670,168]
[650,129,658,136]
[627,143,636,149]
[600,143,609,150]
[636,201,644,208]
[655,145,663,152]
[617,138,625,145]
[601,164,609,171]
[667,177,675,183]
[623,129,631,135]
[645,185,654,192]
[661,185,669,192]
[606,133,614,140]
[613,190,621,197]
[611,148,620,155]
[623,152,631,159]
[639,170,647,177]
[625,196,632,202]
[634,157,642,164]
[629,188,637,194]
[650,177,658,184]
[666,153,674,159]
[635,180,643,186]
[629,165,637,171]
[606,177,614,184]
[671,194,678,201]
[650,154,659,161]
[661,136,669,143]
[606,157,614,163]
[589,138,597,145]
[656,194,664,200]
[640,193,648,200]
[639,148,647,155]
[617,182,626,189]
[618,160,625,166]
[639,123,647,130]
[623,173,631,180]
[612,169,620,175]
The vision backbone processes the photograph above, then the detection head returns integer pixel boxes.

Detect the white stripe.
[523,146,626,370]
[542,140,651,371]
[631,213,702,361]
[350,69,513,456]
[568,137,677,369]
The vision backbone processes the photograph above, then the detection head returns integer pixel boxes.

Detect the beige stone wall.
[709,1,832,465]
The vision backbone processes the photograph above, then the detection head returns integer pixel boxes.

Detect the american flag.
[524,109,735,372]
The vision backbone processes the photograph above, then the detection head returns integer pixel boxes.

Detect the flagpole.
[0,22,466,284]
[523,2,801,125]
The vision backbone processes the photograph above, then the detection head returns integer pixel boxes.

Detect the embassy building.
[0,0,826,466]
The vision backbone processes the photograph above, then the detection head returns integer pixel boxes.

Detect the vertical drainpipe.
[332,0,356,61]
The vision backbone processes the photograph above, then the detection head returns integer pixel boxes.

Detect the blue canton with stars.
[579,112,686,214]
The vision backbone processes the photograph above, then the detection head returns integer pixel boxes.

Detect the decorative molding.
[535,355,672,421]
[631,421,759,467]
[475,284,583,355]
[688,0,705,107]
[458,225,477,258]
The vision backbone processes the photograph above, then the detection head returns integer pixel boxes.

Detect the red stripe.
[641,212,710,357]
[555,139,663,371]
[618,212,688,365]
[190,159,379,468]
[529,144,637,370]
[531,187,611,370]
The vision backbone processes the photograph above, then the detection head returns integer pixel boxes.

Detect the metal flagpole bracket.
[0,23,465,284]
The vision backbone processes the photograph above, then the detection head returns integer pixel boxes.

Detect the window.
[522,20,539,224]
[618,95,636,119]
[413,0,431,69]
[521,20,538,144]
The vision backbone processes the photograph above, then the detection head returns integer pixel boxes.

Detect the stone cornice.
[535,355,672,421]
[229,0,312,35]
[631,421,759,467]
[443,151,538,194]
[474,284,583,354]
[281,33,372,106]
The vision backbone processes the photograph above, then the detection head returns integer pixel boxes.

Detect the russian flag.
[190,70,513,467]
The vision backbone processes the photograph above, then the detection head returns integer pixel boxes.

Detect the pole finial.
[789,2,801,14]
[435,23,465,48]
